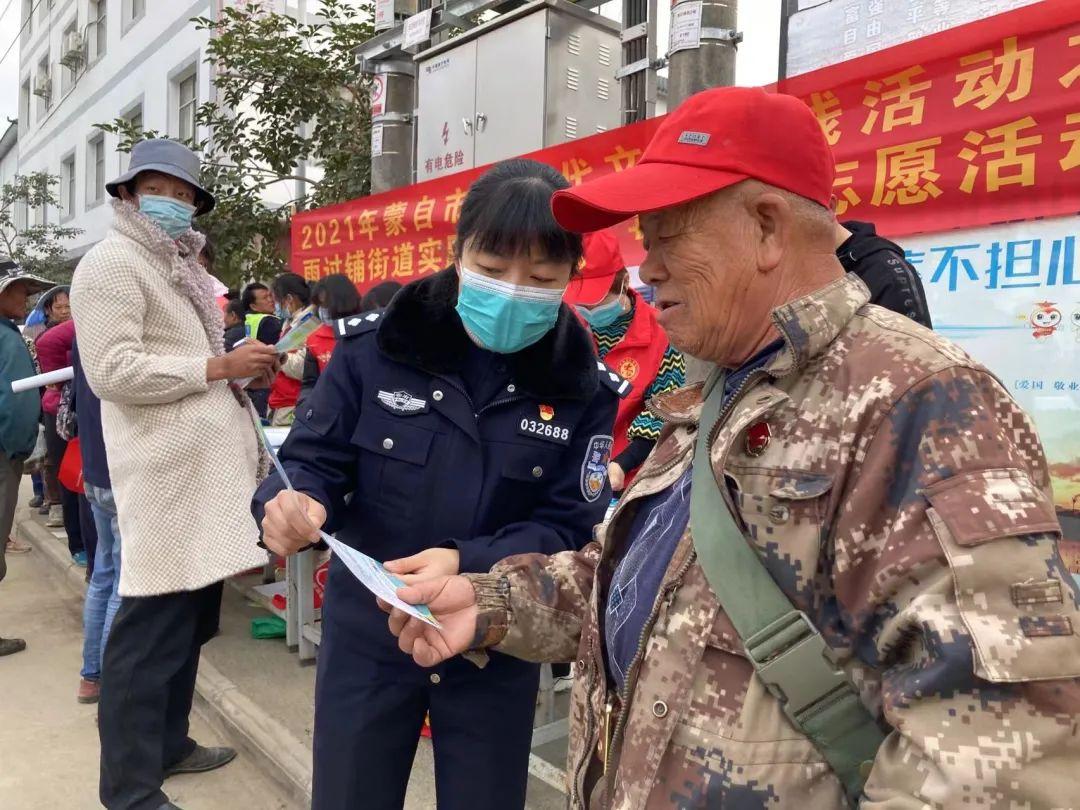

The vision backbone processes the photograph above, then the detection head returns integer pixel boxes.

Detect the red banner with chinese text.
[292,0,1080,294]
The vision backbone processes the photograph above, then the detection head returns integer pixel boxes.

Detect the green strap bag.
[689,369,885,805]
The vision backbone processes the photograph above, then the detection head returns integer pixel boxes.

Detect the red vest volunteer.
[564,229,685,492]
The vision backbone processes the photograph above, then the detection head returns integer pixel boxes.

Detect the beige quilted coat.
[70,201,266,596]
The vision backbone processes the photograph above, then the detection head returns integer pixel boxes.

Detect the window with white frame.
[123,0,145,30]
[120,104,143,172]
[20,79,31,128]
[14,200,28,232]
[177,71,197,143]
[87,134,105,205]
[89,0,107,61]
[61,155,76,218]
[61,19,78,95]
[35,55,51,117]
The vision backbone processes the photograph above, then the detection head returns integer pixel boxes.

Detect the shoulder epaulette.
[336,311,382,339]
[596,360,632,398]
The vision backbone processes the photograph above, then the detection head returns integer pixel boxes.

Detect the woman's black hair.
[455,159,582,270]
[41,285,70,314]
[225,299,246,322]
[312,274,363,320]
[360,281,402,313]
[272,273,312,307]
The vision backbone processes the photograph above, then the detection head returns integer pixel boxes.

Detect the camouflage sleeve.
[464,541,601,664]
[830,365,1080,807]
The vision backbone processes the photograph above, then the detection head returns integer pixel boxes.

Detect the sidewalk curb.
[16,511,313,808]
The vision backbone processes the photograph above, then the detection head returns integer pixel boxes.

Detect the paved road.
[0,545,297,810]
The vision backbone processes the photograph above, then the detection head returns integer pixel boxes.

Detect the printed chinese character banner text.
[292,0,1079,289]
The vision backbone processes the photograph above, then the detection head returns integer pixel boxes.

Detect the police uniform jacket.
[253,267,625,668]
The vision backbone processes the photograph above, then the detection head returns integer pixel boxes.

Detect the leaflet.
[319,532,442,629]
[272,311,321,353]
[250,402,441,629]
[234,311,323,387]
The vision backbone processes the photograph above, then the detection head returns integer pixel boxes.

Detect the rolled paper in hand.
[11,366,74,393]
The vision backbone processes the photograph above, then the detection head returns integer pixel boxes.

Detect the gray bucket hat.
[0,262,53,297]
[105,138,215,215]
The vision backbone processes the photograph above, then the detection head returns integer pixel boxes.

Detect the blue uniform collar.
[375,267,602,402]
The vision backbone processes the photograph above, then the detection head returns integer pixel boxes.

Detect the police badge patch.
[580,435,614,503]
[376,389,429,415]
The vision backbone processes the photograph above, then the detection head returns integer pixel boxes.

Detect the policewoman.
[253,159,625,810]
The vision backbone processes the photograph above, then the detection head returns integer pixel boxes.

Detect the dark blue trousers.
[312,614,540,810]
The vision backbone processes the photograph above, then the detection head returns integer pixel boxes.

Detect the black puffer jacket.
[838,220,932,328]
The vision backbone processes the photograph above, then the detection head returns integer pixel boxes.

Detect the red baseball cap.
[564,230,626,307]
[552,86,835,232]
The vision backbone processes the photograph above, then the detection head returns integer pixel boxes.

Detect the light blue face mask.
[318,306,334,325]
[455,266,565,354]
[275,302,290,320]
[138,195,196,239]
[576,286,628,329]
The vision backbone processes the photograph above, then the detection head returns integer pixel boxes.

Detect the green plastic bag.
[251,616,287,640]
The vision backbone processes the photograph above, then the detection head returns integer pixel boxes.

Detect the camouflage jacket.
[468,273,1080,809]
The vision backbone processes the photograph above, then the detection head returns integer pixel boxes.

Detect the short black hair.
[271,273,311,307]
[225,299,245,322]
[241,282,269,312]
[312,274,363,320]
[455,159,582,270]
[360,281,402,313]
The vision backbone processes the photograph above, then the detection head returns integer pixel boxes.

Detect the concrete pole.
[370,60,416,194]
[667,0,739,109]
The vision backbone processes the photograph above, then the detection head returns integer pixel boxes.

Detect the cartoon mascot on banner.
[1029,301,1063,341]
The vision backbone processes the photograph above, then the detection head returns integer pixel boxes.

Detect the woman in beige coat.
[70,138,277,810]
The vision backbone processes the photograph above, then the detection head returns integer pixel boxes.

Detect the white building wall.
[17,1,216,258]
[0,127,19,187]
[0,124,20,255]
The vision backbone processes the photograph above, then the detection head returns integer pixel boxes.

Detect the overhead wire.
[0,0,41,72]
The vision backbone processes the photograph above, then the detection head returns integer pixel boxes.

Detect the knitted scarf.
[111,199,271,480]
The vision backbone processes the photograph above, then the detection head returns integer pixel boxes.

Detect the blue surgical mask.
[318,306,334,325]
[138,195,196,238]
[455,266,564,354]
[577,293,627,329]
[275,303,290,320]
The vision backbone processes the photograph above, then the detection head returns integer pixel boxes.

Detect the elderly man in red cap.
[565,230,684,493]
[386,86,1079,807]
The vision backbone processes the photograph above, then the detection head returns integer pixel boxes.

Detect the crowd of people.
[0,83,1076,810]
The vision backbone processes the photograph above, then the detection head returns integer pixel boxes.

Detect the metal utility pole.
[617,0,660,124]
[667,0,740,109]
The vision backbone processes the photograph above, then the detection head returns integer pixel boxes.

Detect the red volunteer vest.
[593,289,668,462]
[268,373,301,410]
[268,315,310,410]
[306,324,337,372]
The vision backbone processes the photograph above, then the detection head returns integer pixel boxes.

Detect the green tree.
[97,0,374,288]
[0,172,83,282]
